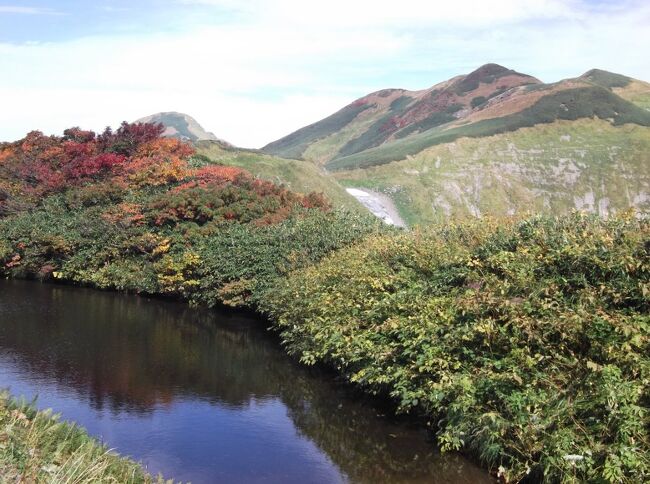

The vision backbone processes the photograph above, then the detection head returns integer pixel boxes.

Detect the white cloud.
[0,5,61,15]
[0,0,649,147]
[180,0,582,27]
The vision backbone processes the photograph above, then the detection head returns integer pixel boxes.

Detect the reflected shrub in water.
[262,213,650,483]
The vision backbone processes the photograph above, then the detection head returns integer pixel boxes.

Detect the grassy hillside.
[264,67,650,222]
[326,86,650,171]
[335,119,650,225]
[194,141,364,212]
[262,102,372,159]
[580,69,650,111]
[263,64,539,163]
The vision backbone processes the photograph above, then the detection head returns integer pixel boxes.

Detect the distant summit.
[263,63,650,169]
[262,63,540,162]
[135,112,232,146]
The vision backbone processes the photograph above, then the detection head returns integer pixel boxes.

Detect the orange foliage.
[136,138,195,159]
[123,155,190,187]
[101,203,145,228]
[0,147,15,164]
[174,165,250,192]
[194,165,248,183]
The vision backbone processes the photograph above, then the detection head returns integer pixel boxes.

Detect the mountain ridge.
[262,64,650,170]
[259,63,650,225]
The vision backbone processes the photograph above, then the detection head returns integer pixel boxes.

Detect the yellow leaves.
[152,239,171,256]
[155,251,201,296]
[124,156,190,188]
[586,360,602,372]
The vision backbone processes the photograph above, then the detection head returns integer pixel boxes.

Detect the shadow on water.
[0,279,491,483]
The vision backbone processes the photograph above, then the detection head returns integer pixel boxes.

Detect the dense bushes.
[0,124,383,308]
[261,213,649,482]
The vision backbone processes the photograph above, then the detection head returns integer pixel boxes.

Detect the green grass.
[0,392,165,483]
[335,119,650,225]
[301,111,384,163]
[326,86,650,171]
[336,95,413,157]
[194,141,365,212]
[613,80,650,110]
[393,111,456,139]
[262,102,371,159]
[580,69,632,89]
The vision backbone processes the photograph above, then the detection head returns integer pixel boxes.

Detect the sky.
[0,0,649,148]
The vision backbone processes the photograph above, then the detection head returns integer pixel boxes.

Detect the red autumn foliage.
[174,165,248,192]
[0,123,194,206]
[0,122,330,227]
[150,166,329,227]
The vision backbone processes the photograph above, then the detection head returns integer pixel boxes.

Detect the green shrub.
[471,96,487,108]
[192,209,386,307]
[261,213,650,482]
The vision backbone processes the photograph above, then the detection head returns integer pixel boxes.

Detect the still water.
[0,279,490,483]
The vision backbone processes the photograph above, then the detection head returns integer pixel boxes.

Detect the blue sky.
[1,0,648,147]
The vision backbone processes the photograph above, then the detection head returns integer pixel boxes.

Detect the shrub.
[471,96,487,108]
[261,213,650,482]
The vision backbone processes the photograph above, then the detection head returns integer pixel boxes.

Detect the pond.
[0,279,490,483]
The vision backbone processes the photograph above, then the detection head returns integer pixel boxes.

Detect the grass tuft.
[0,391,169,483]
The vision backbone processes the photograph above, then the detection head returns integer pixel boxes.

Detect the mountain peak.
[469,63,512,77]
[135,112,231,146]
[579,69,632,89]
[450,63,539,95]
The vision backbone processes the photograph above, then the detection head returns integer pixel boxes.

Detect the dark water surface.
[0,279,490,483]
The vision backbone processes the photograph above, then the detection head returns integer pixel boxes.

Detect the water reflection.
[0,279,490,483]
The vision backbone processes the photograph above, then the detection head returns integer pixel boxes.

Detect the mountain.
[579,68,650,110]
[135,112,232,146]
[264,64,650,224]
[264,64,540,163]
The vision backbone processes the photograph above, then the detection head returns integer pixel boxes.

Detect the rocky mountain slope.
[264,64,650,224]
[135,112,232,146]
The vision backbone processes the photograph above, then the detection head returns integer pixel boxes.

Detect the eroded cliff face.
[335,119,650,226]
